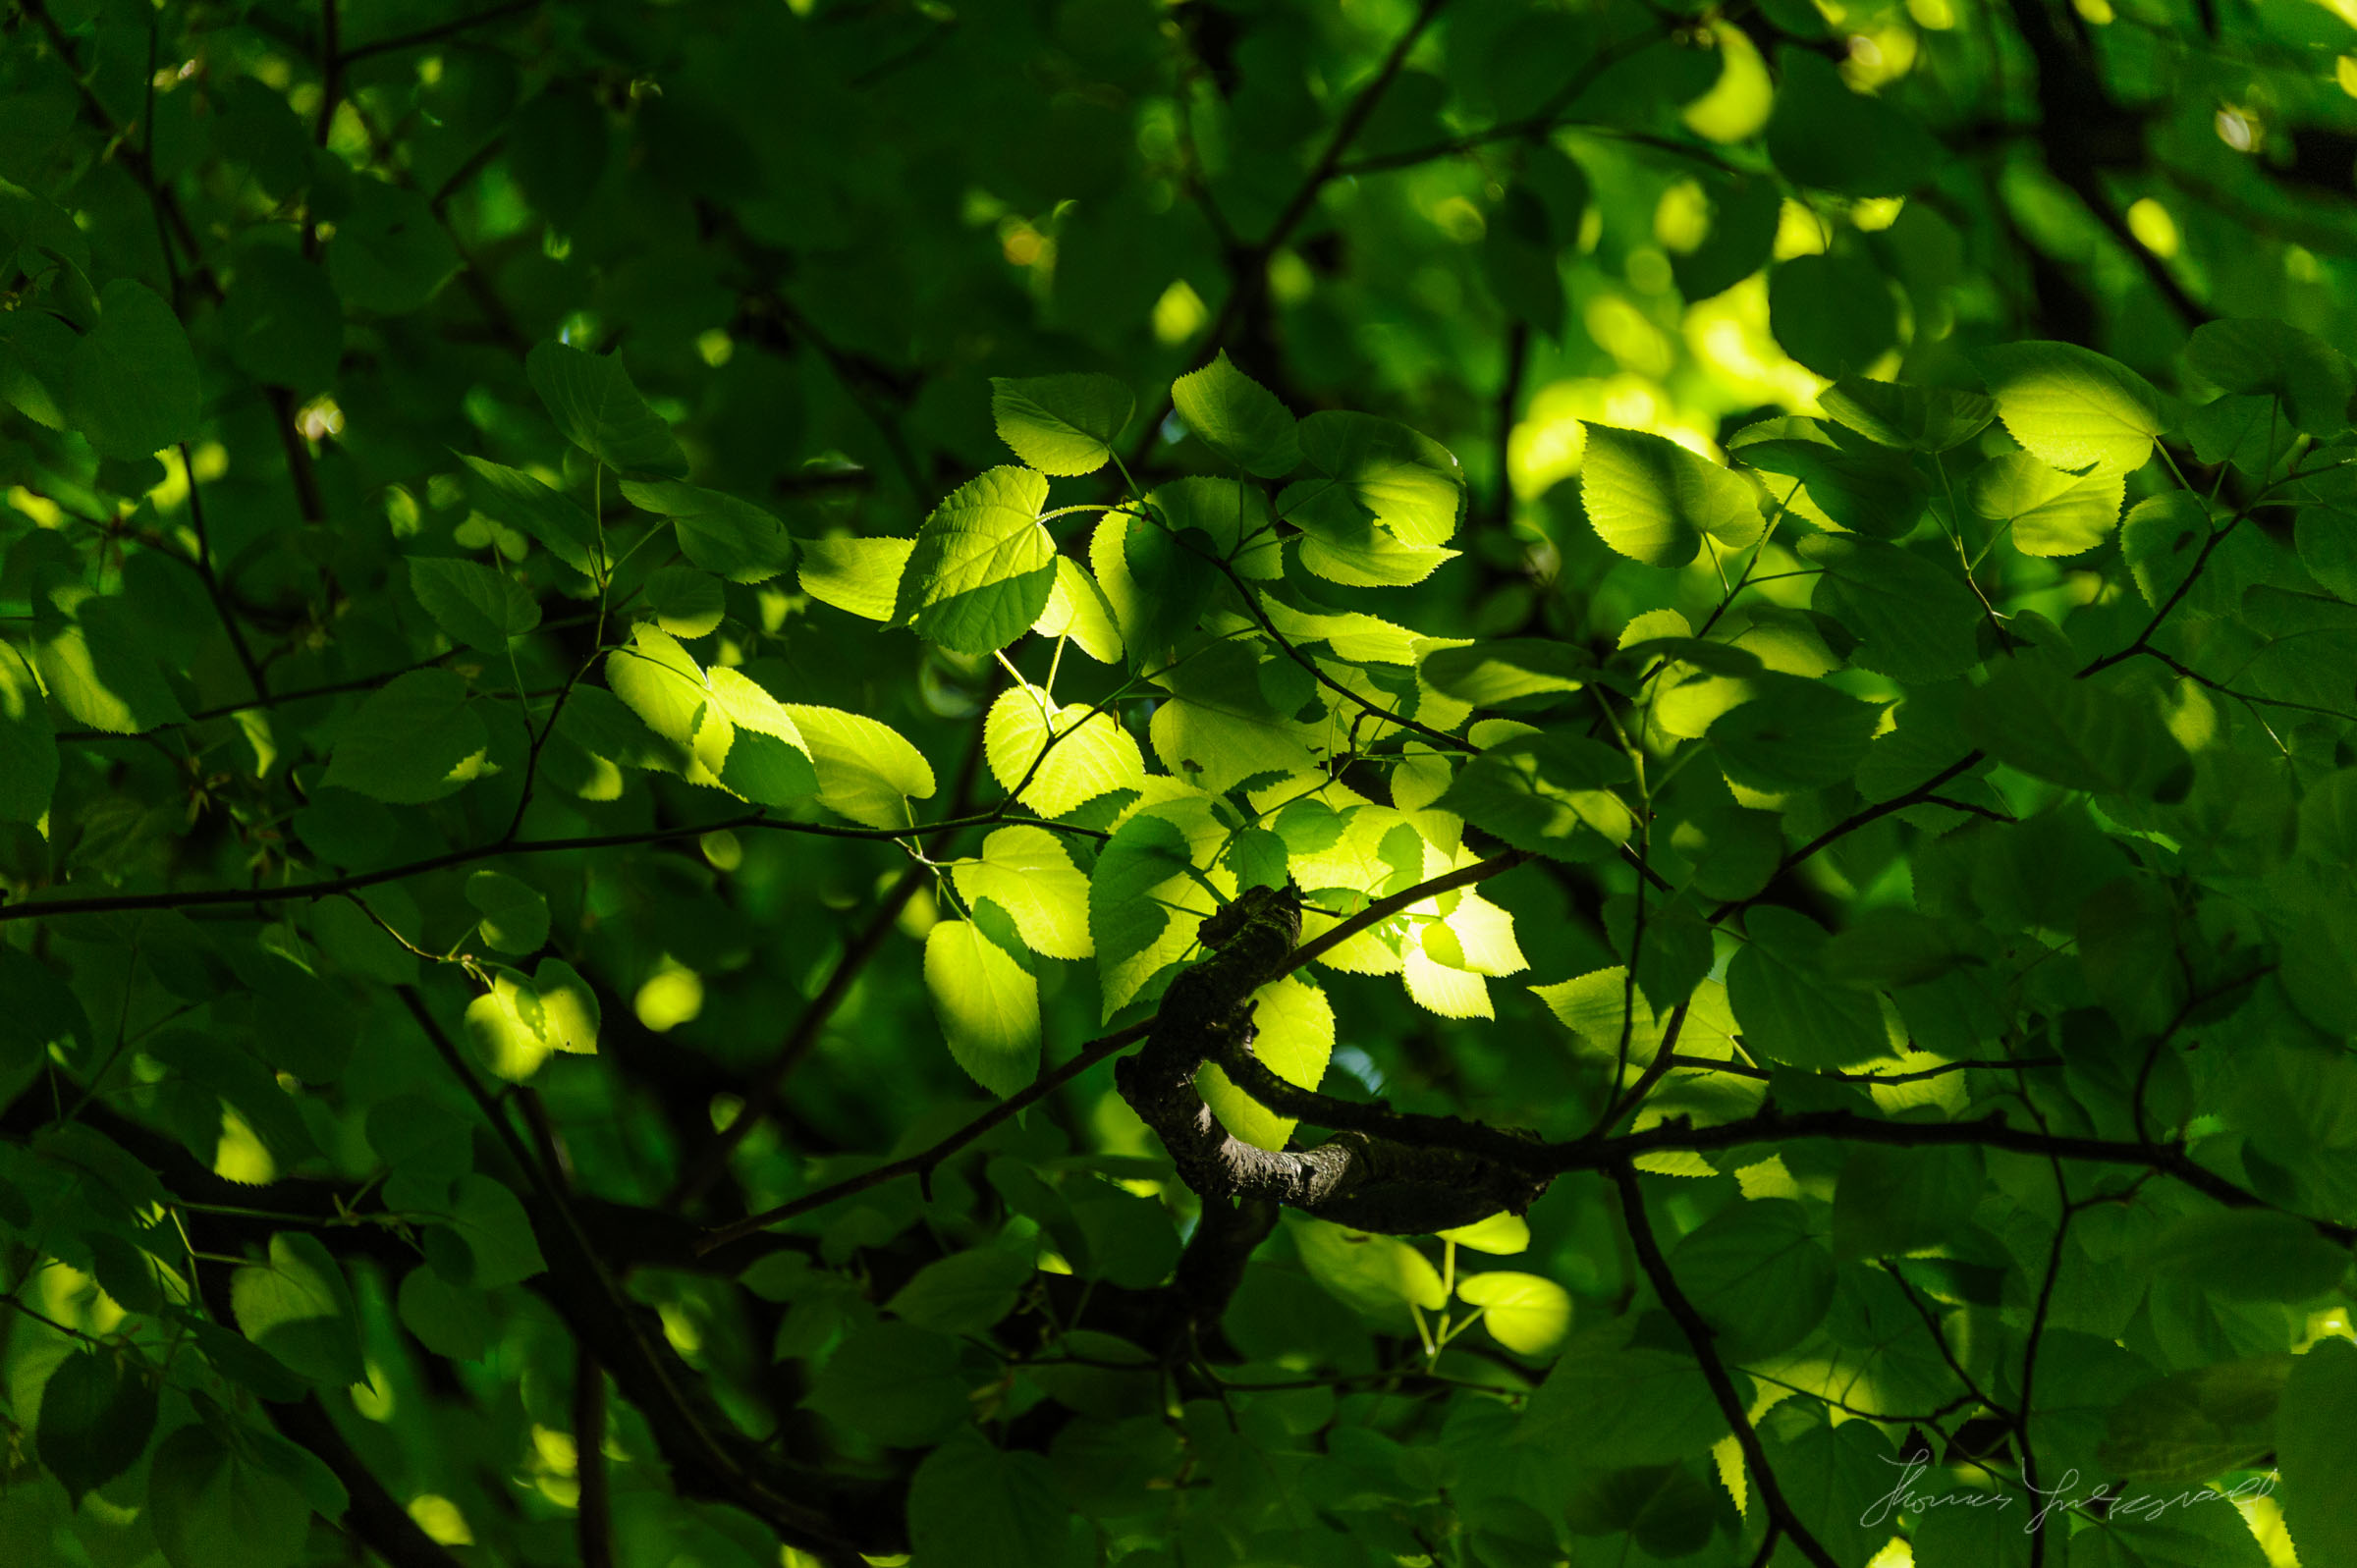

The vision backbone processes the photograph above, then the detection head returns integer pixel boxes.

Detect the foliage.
[1,0,2356,1566]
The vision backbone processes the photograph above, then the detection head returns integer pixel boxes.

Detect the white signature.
[1861,1453,2277,1534]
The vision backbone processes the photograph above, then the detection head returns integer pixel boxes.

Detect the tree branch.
[1611,1162,1840,1568]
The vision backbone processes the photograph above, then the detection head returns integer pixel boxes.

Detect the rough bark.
[1115,887,1551,1235]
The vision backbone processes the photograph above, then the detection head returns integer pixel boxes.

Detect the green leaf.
[1147,640,1320,793]
[2065,1505,2269,1567]
[440,1173,546,1289]
[797,535,913,621]
[397,1265,490,1362]
[1091,810,1208,1017]
[2122,493,2212,609]
[1438,731,1634,860]
[525,340,687,478]
[803,1322,970,1446]
[644,565,726,638]
[1197,972,1335,1151]
[702,668,819,807]
[1818,377,1997,453]
[1297,411,1466,547]
[1286,481,1460,585]
[221,247,343,392]
[408,557,541,651]
[66,280,200,459]
[1764,48,1944,196]
[466,967,553,1081]
[147,1423,311,1568]
[907,1431,1075,1568]
[1031,555,1127,660]
[1961,660,2190,799]
[2185,392,2297,475]
[1966,453,2125,558]
[0,641,57,825]
[782,703,935,828]
[1109,515,1219,664]
[230,1231,367,1386]
[1768,249,1895,379]
[2297,502,2357,603]
[1831,1145,1983,1260]
[30,577,189,734]
[991,372,1134,475]
[2280,1338,2357,1567]
[894,465,1057,654]
[37,1349,158,1506]
[2098,1357,2288,1485]
[1735,432,1925,540]
[1581,424,1763,567]
[1563,1464,1719,1557]
[459,455,599,576]
[1978,341,2166,476]
[925,909,1040,1097]
[1707,672,1879,792]
[466,870,549,954]
[326,179,460,313]
[888,1249,1035,1334]
[1418,639,1588,707]
[1520,1325,1729,1466]
[2138,1210,2348,1302]
[1172,351,1300,477]
[1800,534,1982,683]
[2187,318,2354,437]
[1672,1199,1836,1360]
[531,958,600,1054]
[1668,174,1781,302]
[982,687,1145,818]
[951,825,1094,960]
[322,670,489,804]
[605,625,729,784]
[1727,907,1891,1068]
[623,477,796,582]
[1439,1211,1531,1255]
[1455,1270,1572,1356]
[1288,1216,1446,1327]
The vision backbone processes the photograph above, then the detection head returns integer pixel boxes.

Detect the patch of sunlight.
[659,1301,702,1356]
[40,1263,126,1336]
[1841,27,1917,91]
[1852,196,1905,232]
[1684,275,1829,411]
[1866,1539,1915,1568]
[6,486,63,527]
[700,829,743,872]
[533,1425,578,1475]
[2127,197,2179,257]
[2298,1306,2354,1349]
[1683,24,1774,143]
[1773,199,1834,259]
[1907,0,1955,27]
[1152,280,1208,345]
[351,1361,397,1421]
[214,1108,277,1185]
[1655,180,1713,254]
[1584,294,1676,378]
[1508,374,1722,499]
[1429,195,1486,243]
[633,959,704,1033]
[2240,1490,2298,1567]
[408,1495,473,1545]
[2340,54,2357,97]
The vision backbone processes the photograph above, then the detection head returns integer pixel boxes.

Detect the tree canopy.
[3,0,2357,1566]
